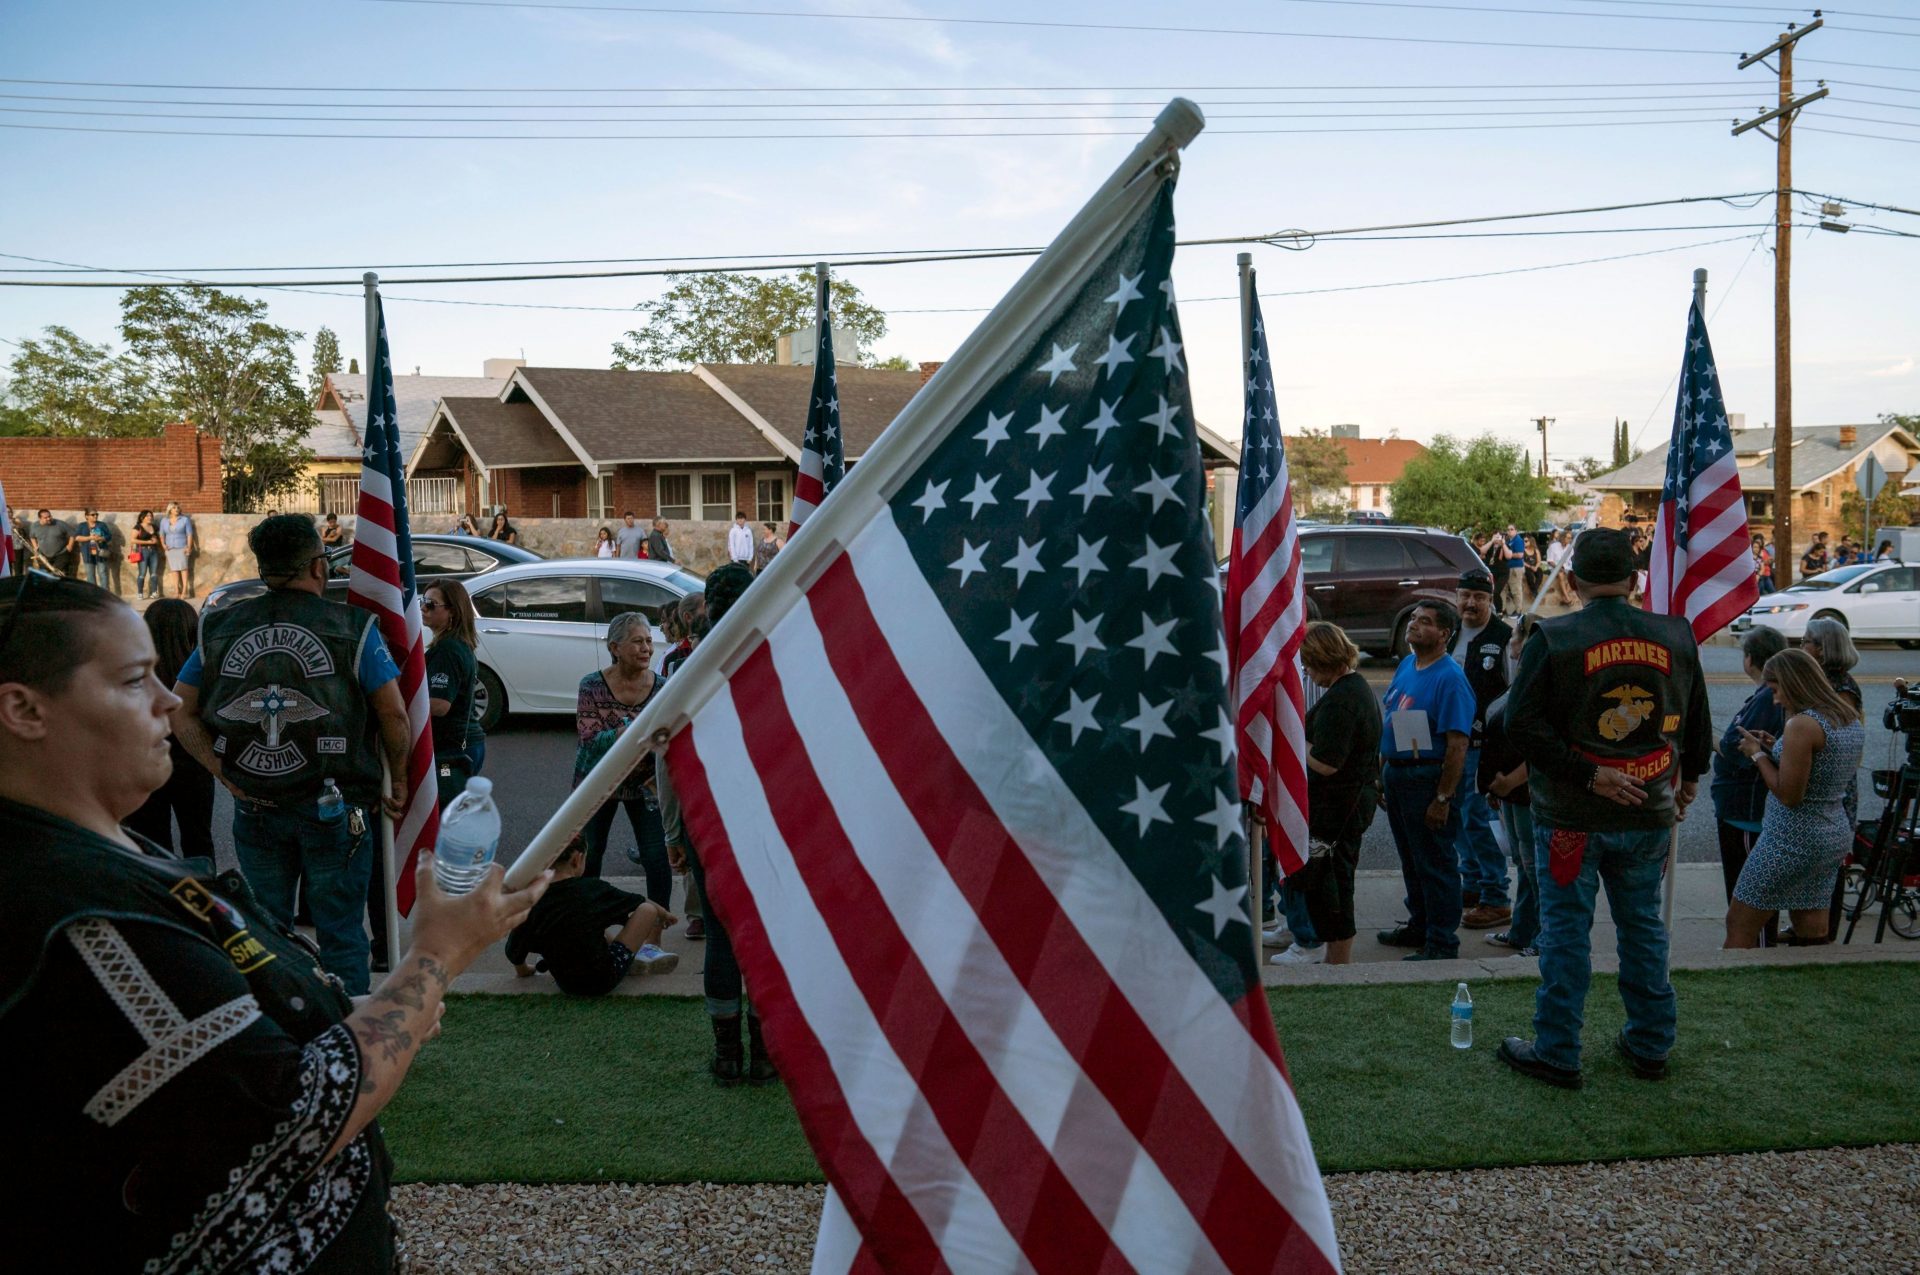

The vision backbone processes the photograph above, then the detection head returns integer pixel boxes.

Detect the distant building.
[1584,421,1920,548]
[1281,435,1429,516]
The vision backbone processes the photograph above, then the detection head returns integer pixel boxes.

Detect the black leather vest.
[197,589,386,808]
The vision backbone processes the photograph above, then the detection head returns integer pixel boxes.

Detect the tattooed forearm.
[374,971,429,1011]
[416,954,451,993]
[353,1008,415,1063]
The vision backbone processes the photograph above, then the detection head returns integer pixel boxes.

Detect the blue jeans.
[135,555,159,596]
[1457,749,1510,908]
[1531,818,1676,1071]
[84,557,108,587]
[1383,763,1463,957]
[1498,800,1540,950]
[234,799,374,995]
[1281,878,1320,949]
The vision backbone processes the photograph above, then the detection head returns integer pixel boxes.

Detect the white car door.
[595,573,688,672]
[470,574,601,713]
[1847,566,1919,638]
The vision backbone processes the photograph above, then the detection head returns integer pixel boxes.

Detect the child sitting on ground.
[508,835,680,995]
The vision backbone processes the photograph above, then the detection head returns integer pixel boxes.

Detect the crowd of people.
[1260,527,1871,1091]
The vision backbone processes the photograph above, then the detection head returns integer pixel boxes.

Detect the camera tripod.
[1843,762,1920,944]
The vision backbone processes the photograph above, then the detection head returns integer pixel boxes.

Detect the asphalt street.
[204,644,1914,874]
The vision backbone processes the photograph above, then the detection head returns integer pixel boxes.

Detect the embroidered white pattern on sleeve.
[66,918,264,1126]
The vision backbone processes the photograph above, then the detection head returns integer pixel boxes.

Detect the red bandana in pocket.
[1548,829,1589,887]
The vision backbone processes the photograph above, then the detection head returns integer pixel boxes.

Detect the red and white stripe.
[1647,447,1758,643]
[788,447,827,540]
[1225,449,1310,877]
[346,450,438,913]
[670,508,1340,1275]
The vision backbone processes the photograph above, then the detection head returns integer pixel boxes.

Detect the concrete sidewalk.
[445,858,1920,997]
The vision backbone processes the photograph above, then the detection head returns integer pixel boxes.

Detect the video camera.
[1888,682,1920,770]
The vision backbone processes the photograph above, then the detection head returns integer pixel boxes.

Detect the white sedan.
[465,559,706,730]
[1732,561,1920,648]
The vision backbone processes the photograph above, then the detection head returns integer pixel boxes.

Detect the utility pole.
[1735,15,1826,589]
[1533,416,1554,479]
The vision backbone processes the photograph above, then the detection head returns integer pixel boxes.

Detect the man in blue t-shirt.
[1377,599,1477,959]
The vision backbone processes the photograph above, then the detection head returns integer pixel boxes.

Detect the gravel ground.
[392,1143,1920,1273]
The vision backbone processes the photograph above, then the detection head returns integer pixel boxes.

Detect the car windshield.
[665,568,706,592]
[1787,564,1878,592]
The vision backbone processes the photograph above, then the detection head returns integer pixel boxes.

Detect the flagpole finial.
[364,271,379,286]
[1153,98,1206,150]
[1692,268,1708,313]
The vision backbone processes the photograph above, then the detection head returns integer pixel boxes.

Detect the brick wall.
[0,423,222,513]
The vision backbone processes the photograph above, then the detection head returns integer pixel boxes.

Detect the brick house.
[1586,421,1920,549]
[300,364,516,515]
[0,422,222,513]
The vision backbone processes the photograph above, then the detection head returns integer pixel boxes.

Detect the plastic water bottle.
[1451,982,1474,1050]
[433,777,501,896]
[317,779,345,825]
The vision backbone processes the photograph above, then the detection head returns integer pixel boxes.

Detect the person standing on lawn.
[1500,529,1711,1089]
[1449,568,1513,932]
[1376,599,1476,961]
[657,563,776,1085]
[169,515,414,996]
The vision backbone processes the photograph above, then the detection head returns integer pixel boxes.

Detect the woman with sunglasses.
[0,571,549,1272]
[422,579,485,809]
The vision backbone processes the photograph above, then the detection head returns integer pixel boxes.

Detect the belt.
[1384,757,1442,768]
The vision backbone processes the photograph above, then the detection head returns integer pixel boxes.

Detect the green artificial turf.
[381,963,1920,1183]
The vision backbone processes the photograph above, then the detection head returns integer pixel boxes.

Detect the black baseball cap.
[1457,568,1494,594]
[1569,528,1635,585]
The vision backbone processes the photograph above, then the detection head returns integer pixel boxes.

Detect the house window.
[755,472,789,526]
[657,470,735,522]
[587,473,614,521]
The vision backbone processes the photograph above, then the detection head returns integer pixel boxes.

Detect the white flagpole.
[367,270,404,968]
[506,97,1208,889]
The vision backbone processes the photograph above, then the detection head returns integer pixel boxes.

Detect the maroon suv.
[1298,525,1483,656]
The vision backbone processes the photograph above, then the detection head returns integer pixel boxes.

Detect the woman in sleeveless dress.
[1725,648,1865,947]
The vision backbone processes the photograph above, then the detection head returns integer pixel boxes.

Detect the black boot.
[746,1012,780,1088]
[710,1014,743,1088]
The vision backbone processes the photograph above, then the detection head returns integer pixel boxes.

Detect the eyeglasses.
[420,600,443,613]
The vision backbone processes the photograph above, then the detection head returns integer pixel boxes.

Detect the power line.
[1629,230,1769,450]
[356,0,1738,56]
[0,116,1735,142]
[1801,123,1920,142]
[0,103,1766,125]
[0,191,1779,280]
[0,76,1772,93]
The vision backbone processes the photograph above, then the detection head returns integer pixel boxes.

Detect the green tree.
[118,285,314,511]
[870,354,916,372]
[1566,454,1613,482]
[308,325,342,399]
[612,270,891,369]
[1,325,166,437]
[1285,428,1352,519]
[1389,434,1550,532]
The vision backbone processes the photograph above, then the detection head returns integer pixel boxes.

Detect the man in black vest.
[1450,568,1514,931]
[171,515,413,994]
[1499,529,1711,1089]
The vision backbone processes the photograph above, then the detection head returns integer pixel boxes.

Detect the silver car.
[465,559,705,730]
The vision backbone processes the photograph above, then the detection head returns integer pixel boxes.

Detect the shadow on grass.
[383,963,1920,1183]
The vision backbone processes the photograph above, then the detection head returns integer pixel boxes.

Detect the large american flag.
[668,183,1338,1273]
[1646,298,1759,641]
[346,294,438,914]
[1225,291,1310,877]
[787,269,845,539]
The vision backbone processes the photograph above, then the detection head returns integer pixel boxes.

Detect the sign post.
[1857,454,1888,559]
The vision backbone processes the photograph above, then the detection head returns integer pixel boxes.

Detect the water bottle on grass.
[1451,982,1474,1050]
[434,777,501,896]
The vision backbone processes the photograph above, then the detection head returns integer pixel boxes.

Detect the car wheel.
[1812,609,1848,629]
[475,665,507,733]
[1899,639,1920,651]
[1389,613,1411,658]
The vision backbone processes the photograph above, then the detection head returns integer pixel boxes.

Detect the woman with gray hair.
[1798,617,1863,712]
[572,610,672,900]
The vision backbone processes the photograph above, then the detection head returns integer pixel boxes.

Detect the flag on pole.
[0,478,14,578]
[1646,297,1759,641]
[1225,291,1310,877]
[665,173,1338,1271]
[346,294,438,913]
[786,268,844,539]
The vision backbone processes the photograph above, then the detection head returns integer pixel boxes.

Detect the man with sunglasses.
[169,515,413,994]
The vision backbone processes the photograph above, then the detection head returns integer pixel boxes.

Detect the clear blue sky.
[2,0,1915,470]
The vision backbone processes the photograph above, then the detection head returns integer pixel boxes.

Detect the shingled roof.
[1587,422,1919,493]
[697,363,923,459]
[510,367,783,465]
[432,397,579,470]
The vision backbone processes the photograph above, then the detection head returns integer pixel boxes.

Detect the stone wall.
[21,511,739,603]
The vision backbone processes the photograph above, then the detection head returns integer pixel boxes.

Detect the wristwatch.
[1432,792,1451,804]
